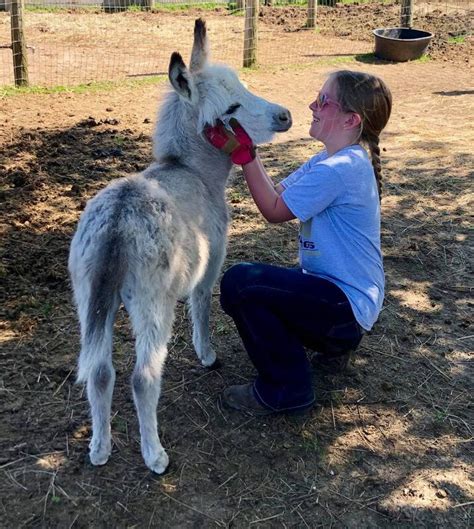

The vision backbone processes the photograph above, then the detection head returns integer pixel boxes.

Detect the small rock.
[12,173,27,187]
[103,118,120,126]
[69,183,81,195]
[436,489,448,498]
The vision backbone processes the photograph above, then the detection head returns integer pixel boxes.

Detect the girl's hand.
[204,118,256,165]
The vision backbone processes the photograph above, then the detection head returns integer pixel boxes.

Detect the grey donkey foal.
[69,19,292,474]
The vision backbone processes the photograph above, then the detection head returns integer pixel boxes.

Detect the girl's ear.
[344,112,362,130]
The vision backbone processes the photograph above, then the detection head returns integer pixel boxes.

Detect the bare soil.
[1,9,473,529]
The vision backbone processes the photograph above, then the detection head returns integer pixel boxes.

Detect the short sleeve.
[281,164,343,222]
[280,151,327,190]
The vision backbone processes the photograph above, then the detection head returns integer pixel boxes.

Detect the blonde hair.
[329,70,392,200]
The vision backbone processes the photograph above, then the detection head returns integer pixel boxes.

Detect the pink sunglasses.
[314,92,341,110]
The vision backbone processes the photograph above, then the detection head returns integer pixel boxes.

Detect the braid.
[330,71,392,204]
[366,134,383,201]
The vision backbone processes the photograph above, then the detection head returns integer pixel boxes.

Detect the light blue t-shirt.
[281,144,384,330]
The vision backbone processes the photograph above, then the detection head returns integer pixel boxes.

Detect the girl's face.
[309,78,346,143]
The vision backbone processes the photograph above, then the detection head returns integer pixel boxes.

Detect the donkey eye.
[225,104,241,115]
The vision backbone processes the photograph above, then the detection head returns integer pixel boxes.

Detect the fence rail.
[1,0,472,88]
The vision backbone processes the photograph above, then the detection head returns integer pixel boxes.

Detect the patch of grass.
[0,75,166,98]
[25,5,99,13]
[41,302,54,318]
[338,0,393,4]
[416,54,431,63]
[227,189,246,204]
[301,429,326,458]
[355,52,431,64]
[433,409,448,423]
[153,2,231,12]
[447,35,466,44]
[267,0,307,6]
[113,134,127,147]
[112,415,129,434]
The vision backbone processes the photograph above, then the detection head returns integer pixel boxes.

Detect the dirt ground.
[1,9,473,529]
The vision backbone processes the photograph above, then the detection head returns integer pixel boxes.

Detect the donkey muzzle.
[273,109,292,132]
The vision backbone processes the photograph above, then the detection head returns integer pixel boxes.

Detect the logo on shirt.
[299,235,317,251]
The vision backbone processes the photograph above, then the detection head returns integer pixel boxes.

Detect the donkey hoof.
[89,448,111,466]
[146,450,169,475]
[206,357,221,370]
[200,350,217,368]
[89,438,111,466]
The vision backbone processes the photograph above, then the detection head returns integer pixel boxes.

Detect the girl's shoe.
[311,350,352,374]
[222,383,275,416]
[222,383,313,416]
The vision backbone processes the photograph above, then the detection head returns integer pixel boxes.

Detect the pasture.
[1,8,473,528]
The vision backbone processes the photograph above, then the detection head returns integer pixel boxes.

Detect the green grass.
[0,75,167,98]
[416,54,431,63]
[25,2,236,14]
[447,35,466,44]
[25,5,99,13]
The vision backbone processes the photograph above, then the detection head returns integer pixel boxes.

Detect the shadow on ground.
[1,124,472,527]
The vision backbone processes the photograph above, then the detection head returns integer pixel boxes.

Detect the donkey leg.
[132,340,169,474]
[75,283,119,466]
[129,300,174,474]
[87,357,116,466]
[189,286,217,367]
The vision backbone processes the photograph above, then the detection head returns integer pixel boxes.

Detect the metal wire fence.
[1,0,472,87]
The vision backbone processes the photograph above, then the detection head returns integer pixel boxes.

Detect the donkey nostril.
[278,111,290,122]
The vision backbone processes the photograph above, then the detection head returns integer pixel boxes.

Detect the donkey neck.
[152,92,232,189]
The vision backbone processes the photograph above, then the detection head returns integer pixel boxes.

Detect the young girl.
[205,70,392,415]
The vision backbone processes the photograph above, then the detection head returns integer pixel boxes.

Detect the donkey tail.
[76,234,127,384]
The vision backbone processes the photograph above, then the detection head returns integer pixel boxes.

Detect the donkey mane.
[153,91,195,164]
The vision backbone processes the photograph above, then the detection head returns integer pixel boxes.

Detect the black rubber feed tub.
[373,28,434,62]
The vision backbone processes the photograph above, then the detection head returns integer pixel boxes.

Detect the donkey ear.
[168,52,196,102]
[189,18,209,73]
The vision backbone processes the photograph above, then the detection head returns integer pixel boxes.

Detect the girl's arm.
[242,155,295,224]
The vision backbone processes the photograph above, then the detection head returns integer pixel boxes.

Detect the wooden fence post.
[400,0,414,28]
[243,0,258,68]
[11,0,28,87]
[307,0,317,28]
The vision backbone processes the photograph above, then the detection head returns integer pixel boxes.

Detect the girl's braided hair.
[330,71,392,200]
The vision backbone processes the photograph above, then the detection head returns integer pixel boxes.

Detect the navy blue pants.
[220,263,363,411]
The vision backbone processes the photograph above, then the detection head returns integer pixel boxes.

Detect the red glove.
[204,118,256,165]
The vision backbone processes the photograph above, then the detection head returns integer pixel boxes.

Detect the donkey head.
[168,18,292,145]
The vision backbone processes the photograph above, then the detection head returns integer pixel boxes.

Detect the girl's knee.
[220,262,255,313]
